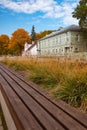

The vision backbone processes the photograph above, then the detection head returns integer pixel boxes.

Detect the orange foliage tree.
[36,30,54,40]
[9,28,31,55]
[0,34,10,55]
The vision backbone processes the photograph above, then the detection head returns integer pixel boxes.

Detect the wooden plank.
[0,65,87,129]
[0,69,65,130]
[0,63,87,128]
[0,74,44,130]
[0,63,87,130]
[0,89,17,130]
[54,99,87,128]
[1,68,87,130]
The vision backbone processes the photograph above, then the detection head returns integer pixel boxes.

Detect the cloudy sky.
[0,0,80,36]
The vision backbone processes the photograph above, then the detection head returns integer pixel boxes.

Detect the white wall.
[29,45,37,55]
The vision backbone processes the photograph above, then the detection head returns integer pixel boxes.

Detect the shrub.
[54,74,87,107]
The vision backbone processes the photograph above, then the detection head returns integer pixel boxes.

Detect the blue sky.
[0,0,80,36]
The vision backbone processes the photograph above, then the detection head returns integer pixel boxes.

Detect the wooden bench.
[0,63,87,130]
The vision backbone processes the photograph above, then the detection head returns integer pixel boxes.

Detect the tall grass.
[54,74,87,107]
[0,105,8,130]
[1,57,87,112]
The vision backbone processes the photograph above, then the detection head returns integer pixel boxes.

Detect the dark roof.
[40,25,81,40]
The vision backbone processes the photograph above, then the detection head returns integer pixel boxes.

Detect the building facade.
[37,25,87,56]
[22,41,37,56]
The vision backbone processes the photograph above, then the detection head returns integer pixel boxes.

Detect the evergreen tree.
[31,25,36,41]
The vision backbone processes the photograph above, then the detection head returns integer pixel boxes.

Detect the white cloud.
[0,0,58,14]
[0,0,79,25]
[63,15,78,25]
[61,2,79,25]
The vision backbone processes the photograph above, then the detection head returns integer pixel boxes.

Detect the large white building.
[37,25,87,56]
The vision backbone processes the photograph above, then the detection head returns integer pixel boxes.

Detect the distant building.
[37,25,87,56]
[22,41,37,56]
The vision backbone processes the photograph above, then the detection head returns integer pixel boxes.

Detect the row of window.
[41,47,79,55]
[40,33,80,48]
[41,36,66,47]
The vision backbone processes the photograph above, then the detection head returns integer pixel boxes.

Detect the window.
[48,50,50,54]
[52,49,55,53]
[59,36,61,44]
[74,48,79,52]
[66,32,69,42]
[56,49,58,53]
[75,34,79,42]
[70,47,73,52]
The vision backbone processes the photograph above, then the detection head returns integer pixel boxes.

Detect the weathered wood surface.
[0,63,87,130]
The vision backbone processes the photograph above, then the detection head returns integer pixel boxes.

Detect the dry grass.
[1,56,87,112]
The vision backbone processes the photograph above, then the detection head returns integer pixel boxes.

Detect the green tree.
[9,28,31,55]
[31,25,36,41]
[0,34,10,55]
[72,0,87,29]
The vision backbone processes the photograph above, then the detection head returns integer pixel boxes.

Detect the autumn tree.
[0,34,10,55]
[36,30,54,40]
[72,0,87,29]
[9,28,31,55]
[31,25,36,41]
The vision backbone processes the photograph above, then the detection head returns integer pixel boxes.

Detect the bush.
[54,74,87,107]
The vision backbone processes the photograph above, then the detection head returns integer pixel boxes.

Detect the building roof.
[40,25,81,40]
[26,41,37,52]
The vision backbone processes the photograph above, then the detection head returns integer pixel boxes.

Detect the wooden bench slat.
[0,74,44,130]
[0,63,87,130]
[1,63,87,128]
[1,66,87,130]
[55,100,87,127]
[0,69,65,130]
